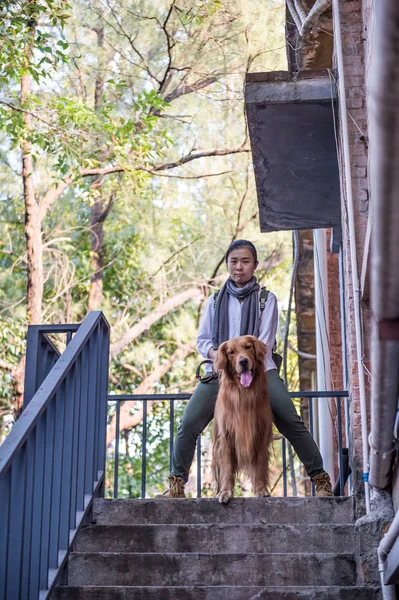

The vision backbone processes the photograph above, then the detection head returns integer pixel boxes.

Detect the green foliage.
[0,318,26,432]
[0,0,71,84]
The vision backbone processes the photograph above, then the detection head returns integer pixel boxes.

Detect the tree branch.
[110,286,204,359]
[39,145,250,221]
[287,0,332,36]
[163,75,219,103]
[150,145,251,172]
[107,341,196,446]
[157,0,177,96]
[286,0,303,31]
[0,359,15,373]
[98,192,115,224]
[301,0,332,35]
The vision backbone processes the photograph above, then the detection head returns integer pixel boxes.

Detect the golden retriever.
[212,335,273,503]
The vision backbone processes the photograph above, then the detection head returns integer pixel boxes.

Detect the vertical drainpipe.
[339,245,352,494]
[313,228,334,479]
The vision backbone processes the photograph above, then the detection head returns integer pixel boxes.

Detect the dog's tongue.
[240,371,253,388]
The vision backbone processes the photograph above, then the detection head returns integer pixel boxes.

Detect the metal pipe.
[332,0,370,512]
[313,228,334,479]
[336,397,344,496]
[339,246,352,494]
[367,0,399,490]
[378,515,399,598]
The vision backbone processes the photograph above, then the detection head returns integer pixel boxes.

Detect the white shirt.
[197,290,279,372]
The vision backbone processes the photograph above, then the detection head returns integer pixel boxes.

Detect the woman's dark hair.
[225,239,258,263]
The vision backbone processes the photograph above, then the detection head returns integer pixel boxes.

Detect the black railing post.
[142,399,147,499]
[337,396,345,496]
[169,399,174,473]
[197,434,202,498]
[308,397,315,496]
[282,438,287,497]
[113,402,120,499]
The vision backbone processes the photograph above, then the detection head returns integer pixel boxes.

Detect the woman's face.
[227,247,258,288]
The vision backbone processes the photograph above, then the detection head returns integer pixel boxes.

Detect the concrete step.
[93,497,354,526]
[67,552,357,587]
[74,523,356,554]
[54,586,381,600]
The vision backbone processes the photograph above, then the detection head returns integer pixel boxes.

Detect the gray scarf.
[212,276,260,350]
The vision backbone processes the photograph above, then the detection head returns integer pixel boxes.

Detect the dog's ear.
[214,342,228,371]
[253,338,267,365]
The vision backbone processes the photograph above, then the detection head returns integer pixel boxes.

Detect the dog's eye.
[243,345,252,350]
[227,350,235,355]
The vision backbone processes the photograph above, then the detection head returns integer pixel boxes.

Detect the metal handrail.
[107,390,350,500]
[23,324,80,409]
[0,311,110,600]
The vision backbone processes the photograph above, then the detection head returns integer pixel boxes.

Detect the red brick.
[352,177,369,191]
[347,97,364,109]
[342,42,364,56]
[343,54,364,68]
[348,119,367,134]
[342,32,363,46]
[344,64,365,76]
[350,142,368,156]
[351,154,367,167]
[344,76,365,87]
[341,11,363,26]
[351,166,367,178]
[341,0,361,14]
[342,22,364,33]
[348,108,366,121]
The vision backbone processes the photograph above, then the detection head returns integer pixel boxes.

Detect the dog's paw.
[217,489,233,504]
[255,490,270,498]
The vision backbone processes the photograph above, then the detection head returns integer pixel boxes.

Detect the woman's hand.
[207,347,216,360]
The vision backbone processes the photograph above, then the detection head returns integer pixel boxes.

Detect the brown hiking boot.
[312,472,334,497]
[156,475,186,498]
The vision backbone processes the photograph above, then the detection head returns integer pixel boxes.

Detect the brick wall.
[336,0,372,508]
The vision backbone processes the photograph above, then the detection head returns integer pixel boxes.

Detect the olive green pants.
[171,368,324,481]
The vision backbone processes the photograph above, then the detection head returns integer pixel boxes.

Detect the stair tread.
[75,522,355,553]
[67,551,357,587]
[93,497,354,525]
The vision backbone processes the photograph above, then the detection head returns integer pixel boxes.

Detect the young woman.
[161,239,333,498]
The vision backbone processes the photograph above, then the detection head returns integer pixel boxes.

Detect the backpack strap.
[213,291,219,307]
[259,287,269,312]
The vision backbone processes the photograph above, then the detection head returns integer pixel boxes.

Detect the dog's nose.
[238,357,249,368]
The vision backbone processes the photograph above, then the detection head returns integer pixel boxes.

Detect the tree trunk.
[88,22,106,312]
[22,72,43,324]
[88,194,105,311]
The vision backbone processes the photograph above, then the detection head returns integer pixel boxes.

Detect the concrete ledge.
[245,74,336,105]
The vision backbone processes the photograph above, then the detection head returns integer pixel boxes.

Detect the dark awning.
[245,70,341,233]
